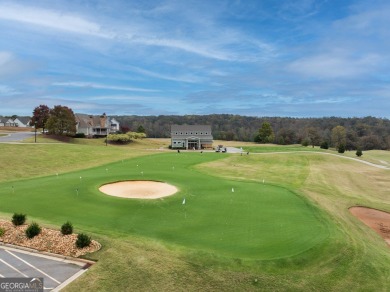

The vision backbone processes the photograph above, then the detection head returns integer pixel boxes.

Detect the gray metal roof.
[171,125,213,140]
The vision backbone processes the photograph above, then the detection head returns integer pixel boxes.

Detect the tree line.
[114,114,390,150]
[27,105,390,150]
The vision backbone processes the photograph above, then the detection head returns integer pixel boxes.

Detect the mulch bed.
[0,220,101,257]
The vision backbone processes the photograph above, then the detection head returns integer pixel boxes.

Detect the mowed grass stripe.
[0,152,328,259]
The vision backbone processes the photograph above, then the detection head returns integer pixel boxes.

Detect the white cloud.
[333,4,390,37]
[52,82,159,92]
[0,3,110,38]
[127,66,204,84]
[0,84,20,96]
[131,36,233,61]
[0,3,275,62]
[288,51,382,79]
[0,51,38,78]
[87,94,181,105]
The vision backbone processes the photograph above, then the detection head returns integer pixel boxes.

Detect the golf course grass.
[0,151,328,259]
[0,139,389,291]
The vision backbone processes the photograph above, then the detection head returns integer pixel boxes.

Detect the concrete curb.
[0,242,96,266]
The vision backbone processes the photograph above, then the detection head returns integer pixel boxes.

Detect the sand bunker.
[350,206,390,247]
[99,180,178,199]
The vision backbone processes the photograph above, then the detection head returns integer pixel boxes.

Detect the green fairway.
[242,144,323,153]
[0,152,327,259]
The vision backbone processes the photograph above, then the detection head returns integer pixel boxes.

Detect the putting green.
[0,152,328,259]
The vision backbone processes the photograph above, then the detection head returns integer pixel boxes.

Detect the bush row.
[3,213,91,249]
[107,131,146,144]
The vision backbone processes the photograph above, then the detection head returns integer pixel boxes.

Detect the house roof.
[171,125,211,132]
[75,113,112,129]
[171,125,213,140]
[0,116,31,125]
[75,114,92,128]
[16,117,32,125]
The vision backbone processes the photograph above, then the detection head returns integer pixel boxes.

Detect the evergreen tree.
[256,122,274,143]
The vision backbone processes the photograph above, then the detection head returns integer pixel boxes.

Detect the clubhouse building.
[170,125,213,150]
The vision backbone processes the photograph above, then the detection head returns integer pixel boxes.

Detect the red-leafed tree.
[31,104,50,132]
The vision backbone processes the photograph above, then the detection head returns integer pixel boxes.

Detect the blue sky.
[1,0,389,117]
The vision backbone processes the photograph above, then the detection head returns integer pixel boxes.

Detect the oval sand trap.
[350,206,390,247]
[99,180,178,199]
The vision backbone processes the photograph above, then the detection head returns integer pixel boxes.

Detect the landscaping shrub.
[74,133,86,138]
[301,138,310,147]
[61,221,73,235]
[338,144,346,153]
[76,233,91,248]
[107,131,147,144]
[0,227,5,237]
[356,148,363,157]
[320,141,329,149]
[25,222,41,239]
[12,213,26,226]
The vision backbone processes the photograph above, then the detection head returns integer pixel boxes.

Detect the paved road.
[0,132,38,142]
[0,245,89,291]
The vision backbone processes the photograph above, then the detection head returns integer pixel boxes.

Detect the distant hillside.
[112,115,390,150]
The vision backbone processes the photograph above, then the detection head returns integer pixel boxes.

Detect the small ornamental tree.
[61,221,73,235]
[320,141,329,149]
[338,143,346,153]
[356,148,363,157]
[25,222,41,239]
[12,213,26,226]
[301,137,310,147]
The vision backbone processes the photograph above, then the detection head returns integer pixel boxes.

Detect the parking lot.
[0,245,91,291]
